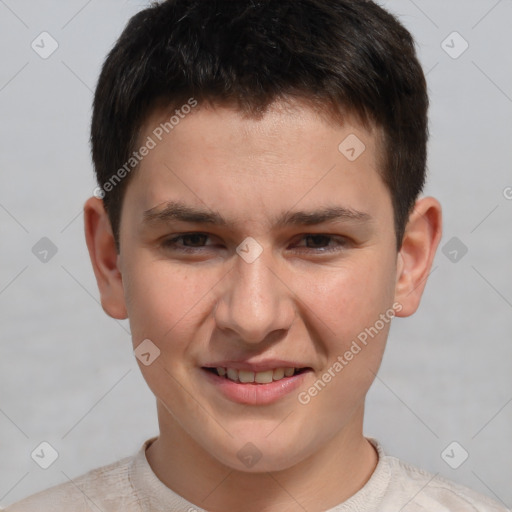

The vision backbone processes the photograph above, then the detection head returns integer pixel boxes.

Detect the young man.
[4,0,508,511]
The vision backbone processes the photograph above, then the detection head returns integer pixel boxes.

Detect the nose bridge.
[215,247,294,344]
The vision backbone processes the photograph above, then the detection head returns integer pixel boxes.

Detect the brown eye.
[304,235,332,249]
[293,234,349,252]
[178,233,209,247]
[161,233,212,251]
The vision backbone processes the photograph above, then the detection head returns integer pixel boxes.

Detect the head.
[85,0,442,473]
[91,0,430,252]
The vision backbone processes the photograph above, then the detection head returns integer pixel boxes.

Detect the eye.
[160,232,350,255]
[292,234,349,253]
[161,233,214,252]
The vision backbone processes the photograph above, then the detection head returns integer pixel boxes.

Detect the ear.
[83,197,128,320]
[394,196,442,317]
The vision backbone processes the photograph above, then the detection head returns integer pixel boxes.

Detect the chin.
[205,434,313,473]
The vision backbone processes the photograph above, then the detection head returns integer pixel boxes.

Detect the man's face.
[117,100,400,471]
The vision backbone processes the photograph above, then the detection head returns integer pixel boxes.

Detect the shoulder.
[3,454,140,512]
[382,452,509,512]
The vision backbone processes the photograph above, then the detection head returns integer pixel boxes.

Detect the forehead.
[140,98,381,164]
[124,99,391,232]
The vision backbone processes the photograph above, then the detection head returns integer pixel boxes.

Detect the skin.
[84,99,442,512]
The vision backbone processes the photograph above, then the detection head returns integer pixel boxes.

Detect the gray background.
[0,0,511,508]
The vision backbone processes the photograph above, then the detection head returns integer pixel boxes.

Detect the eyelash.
[160,232,349,254]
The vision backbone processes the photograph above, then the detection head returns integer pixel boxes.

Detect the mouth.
[202,366,312,384]
[200,365,313,405]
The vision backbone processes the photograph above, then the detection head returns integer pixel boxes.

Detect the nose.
[213,248,296,345]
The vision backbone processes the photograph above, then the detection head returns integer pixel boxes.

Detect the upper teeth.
[216,367,296,383]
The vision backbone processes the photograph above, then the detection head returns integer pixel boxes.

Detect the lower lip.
[201,368,311,405]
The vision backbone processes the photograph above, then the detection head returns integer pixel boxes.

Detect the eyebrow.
[142,200,373,228]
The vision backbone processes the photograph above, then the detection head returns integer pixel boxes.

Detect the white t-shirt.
[3,437,509,512]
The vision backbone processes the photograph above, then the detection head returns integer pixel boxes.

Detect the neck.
[146,400,378,512]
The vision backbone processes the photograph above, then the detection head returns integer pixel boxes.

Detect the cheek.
[301,257,397,408]
[122,258,211,402]
[123,257,201,343]
[300,255,396,343]
[123,255,227,373]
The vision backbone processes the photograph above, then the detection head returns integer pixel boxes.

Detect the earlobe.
[83,197,128,320]
[394,197,442,317]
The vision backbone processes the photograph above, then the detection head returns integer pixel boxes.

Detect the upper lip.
[202,359,311,372]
